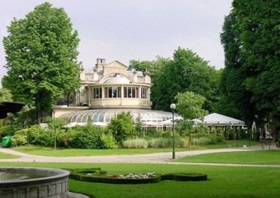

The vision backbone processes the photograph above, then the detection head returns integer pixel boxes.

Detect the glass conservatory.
[52,59,180,127]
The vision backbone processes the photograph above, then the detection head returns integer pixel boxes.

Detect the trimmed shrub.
[162,173,207,181]
[123,138,148,149]
[69,168,207,184]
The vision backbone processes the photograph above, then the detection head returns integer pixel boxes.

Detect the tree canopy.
[0,88,12,102]
[175,91,207,120]
[135,47,221,113]
[2,2,80,122]
[220,0,280,137]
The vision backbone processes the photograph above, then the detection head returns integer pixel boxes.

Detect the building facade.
[53,59,180,127]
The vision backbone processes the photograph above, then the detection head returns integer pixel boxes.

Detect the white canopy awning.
[202,113,245,126]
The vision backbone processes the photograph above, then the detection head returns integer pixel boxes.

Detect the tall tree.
[2,2,80,123]
[220,11,257,125]
[221,0,280,138]
[151,47,220,112]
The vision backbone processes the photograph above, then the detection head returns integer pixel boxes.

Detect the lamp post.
[170,103,176,159]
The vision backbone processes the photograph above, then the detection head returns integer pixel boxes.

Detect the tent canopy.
[202,113,245,126]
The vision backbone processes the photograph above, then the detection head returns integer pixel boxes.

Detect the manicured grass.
[12,146,188,157]
[192,140,260,149]
[11,140,260,157]
[0,162,279,198]
[177,149,280,165]
[0,152,19,159]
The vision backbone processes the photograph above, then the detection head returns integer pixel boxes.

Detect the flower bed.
[69,168,207,184]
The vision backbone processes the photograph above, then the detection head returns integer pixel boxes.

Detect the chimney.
[95,58,106,70]
[96,58,106,65]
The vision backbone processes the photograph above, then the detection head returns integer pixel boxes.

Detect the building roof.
[103,75,130,84]
[203,113,245,126]
[59,108,181,127]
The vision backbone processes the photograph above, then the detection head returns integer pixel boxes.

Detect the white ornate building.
[52,59,180,127]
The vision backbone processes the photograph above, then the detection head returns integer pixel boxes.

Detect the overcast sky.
[0,0,233,81]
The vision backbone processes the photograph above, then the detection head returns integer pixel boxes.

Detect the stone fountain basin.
[0,167,69,198]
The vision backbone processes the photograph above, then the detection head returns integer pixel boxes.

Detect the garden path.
[0,145,278,168]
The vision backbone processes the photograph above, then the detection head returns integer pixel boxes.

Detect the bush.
[0,125,15,137]
[209,134,226,144]
[123,138,148,149]
[176,137,189,148]
[107,112,136,145]
[101,132,117,149]
[67,125,117,149]
[144,129,166,138]
[28,126,52,146]
[11,125,48,147]
[192,137,212,145]
[11,129,29,147]
[148,138,171,148]
[68,125,104,149]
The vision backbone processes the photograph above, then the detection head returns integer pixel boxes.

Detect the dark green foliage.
[0,107,36,137]
[107,112,136,145]
[150,47,220,113]
[67,125,115,149]
[131,48,221,113]
[11,124,117,149]
[221,0,280,139]
[2,2,80,122]
[69,168,207,184]
[11,125,50,147]
[0,125,15,137]
[161,173,207,181]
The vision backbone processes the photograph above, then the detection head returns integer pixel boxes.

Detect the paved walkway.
[0,145,278,167]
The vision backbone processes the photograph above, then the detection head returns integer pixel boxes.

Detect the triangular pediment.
[105,60,128,68]
[103,60,128,76]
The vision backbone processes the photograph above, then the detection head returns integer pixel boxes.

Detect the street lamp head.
[170,103,176,110]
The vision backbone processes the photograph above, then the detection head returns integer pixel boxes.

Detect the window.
[105,87,121,98]
[124,87,139,98]
[141,87,147,99]
[93,87,102,99]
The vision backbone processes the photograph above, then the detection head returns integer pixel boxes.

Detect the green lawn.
[0,152,19,159]
[0,141,278,198]
[0,162,278,198]
[176,149,280,165]
[12,146,189,157]
[11,140,260,157]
